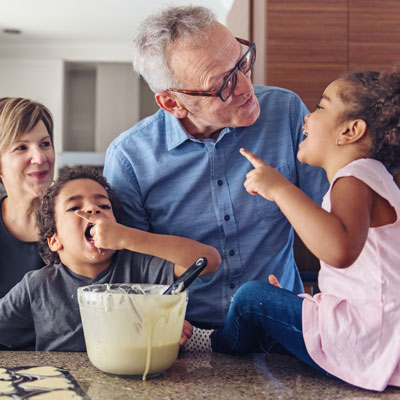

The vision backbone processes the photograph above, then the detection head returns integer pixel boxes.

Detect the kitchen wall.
[0,0,249,174]
[0,42,133,171]
[60,61,142,169]
[0,58,64,156]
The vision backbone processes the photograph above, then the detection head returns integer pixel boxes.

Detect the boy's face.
[48,178,116,274]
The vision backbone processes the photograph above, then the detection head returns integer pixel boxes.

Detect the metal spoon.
[162,257,208,295]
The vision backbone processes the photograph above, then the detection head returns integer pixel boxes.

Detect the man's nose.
[233,70,253,96]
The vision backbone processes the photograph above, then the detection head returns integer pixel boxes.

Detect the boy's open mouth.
[85,223,95,244]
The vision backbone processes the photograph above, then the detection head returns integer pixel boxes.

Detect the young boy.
[0,166,220,351]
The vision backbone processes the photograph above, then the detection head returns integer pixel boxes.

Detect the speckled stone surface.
[1,351,400,399]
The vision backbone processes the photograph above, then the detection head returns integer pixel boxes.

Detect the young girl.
[186,69,400,391]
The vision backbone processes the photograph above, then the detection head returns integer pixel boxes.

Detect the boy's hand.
[75,210,126,250]
[240,148,289,202]
[268,274,282,288]
[180,320,193,346]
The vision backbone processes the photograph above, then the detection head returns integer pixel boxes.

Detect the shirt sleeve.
[0,275,35,349]
[104,143,151,231]
[131,252,174,285]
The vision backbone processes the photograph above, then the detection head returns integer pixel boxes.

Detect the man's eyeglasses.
[168,37,256,102]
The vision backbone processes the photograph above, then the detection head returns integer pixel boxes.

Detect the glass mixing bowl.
[78,283,188,380]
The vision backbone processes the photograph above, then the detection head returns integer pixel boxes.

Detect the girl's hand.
[75,210,126,250]
[268,274,282,288]
[180,320,193,346]
[240,148,290,202]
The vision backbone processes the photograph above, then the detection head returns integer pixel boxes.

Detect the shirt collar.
[164,111,233,150]
[165,111,192,151]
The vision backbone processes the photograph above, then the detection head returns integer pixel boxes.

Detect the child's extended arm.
[75,211,221,276]
[240,148,373,268]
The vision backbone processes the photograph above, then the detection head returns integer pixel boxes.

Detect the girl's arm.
[75,211,221,276]
[240,148,373,268]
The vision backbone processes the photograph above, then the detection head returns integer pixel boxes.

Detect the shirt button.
[224,215,230,221]
[230,283,235,289]
[229,249,235,256]
[217,180,223,186]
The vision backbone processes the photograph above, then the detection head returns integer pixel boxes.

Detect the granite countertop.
[1,351,400,399]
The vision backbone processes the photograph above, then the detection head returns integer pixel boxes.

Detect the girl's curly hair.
[338,67,400,177]
[37,165,122,264]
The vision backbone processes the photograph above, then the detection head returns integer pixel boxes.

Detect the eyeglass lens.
[220,46,256,101]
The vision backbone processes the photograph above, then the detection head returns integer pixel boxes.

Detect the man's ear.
[339,119,368,145]
[48,233,63,252]
[155,92,189,119]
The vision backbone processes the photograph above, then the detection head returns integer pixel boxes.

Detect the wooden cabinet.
[349,0,400,71]
[265,0,347,110]
[260,0,400,110]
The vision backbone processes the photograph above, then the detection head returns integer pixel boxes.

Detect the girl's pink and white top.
[301,158,400,391]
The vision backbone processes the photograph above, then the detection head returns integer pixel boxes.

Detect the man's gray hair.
[132,6,217,93]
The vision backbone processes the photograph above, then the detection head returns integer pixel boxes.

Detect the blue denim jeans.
[211,280,326,373]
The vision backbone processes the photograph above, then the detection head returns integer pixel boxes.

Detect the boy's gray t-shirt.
[0,249,174,351]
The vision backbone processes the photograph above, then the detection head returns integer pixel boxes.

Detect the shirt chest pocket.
[253,163,290,219]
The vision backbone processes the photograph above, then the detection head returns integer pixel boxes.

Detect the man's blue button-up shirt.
[104,85,328,327]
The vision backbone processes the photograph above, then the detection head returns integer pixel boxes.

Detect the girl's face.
[0,120,55,199]
[50,178,116,271]
[297,79,349,168]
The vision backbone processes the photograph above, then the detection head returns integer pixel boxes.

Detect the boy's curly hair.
[37,166,122,265]
[338,67,400,177]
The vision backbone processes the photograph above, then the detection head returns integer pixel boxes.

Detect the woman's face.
[0,119,55,199]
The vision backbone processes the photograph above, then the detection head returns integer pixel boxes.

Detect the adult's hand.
[268,274,282,288]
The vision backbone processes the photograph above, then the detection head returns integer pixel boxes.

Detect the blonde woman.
[0,98,55,298]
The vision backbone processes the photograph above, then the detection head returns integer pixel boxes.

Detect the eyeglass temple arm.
[168,89,217,97]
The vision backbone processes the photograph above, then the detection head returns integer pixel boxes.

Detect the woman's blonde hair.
[0,97,54,154]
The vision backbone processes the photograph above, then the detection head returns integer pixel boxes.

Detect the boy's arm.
[119,228,221,277]
[0,277,35,349]
[75,211,221,277]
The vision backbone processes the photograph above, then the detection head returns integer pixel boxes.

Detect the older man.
[104,6,328,328]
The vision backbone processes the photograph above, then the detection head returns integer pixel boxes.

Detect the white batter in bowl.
[78,284,188,380]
